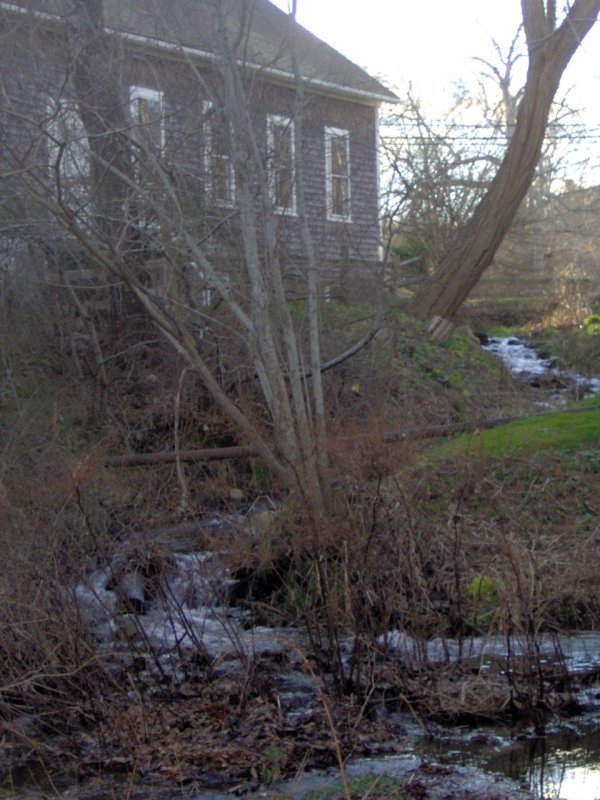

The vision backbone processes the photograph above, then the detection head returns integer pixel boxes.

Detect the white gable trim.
[0,2,398,107]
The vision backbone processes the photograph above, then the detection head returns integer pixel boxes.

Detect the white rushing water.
[483,336,600,397]
[483,337,555,376]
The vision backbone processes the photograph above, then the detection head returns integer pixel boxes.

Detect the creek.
[9,533,600,800]
[5,336,600,800]
[11,702,600,800]
[482,335,600,400]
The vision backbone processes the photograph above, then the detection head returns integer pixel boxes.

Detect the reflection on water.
[487,727,600,800]
[556,766,600,800]
[417,721,600,800]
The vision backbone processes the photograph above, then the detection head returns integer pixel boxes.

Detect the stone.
[229,487,244,502]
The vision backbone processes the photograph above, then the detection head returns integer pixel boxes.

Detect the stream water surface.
[5,337,600,800]
[8,601,600,799]
[482,336,600,399]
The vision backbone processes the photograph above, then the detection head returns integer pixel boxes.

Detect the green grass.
[429,402,600,462]
[485,324,526,338]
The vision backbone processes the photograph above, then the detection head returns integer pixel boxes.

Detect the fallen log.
[104,444,257,467]
[102,421,506,467]
[103,405,599,467]
[382,415,515,442]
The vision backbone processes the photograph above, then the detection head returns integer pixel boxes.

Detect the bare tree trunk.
[214,4,327,517]
[289,2,329,479]
[60,0,138,323]
[411,0,600,339]
[62,0,134,239]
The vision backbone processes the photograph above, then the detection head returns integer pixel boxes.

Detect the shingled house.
[0,0,397,301]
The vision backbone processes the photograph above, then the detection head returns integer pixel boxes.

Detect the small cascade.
[482,336,600,400]
[482,337,556,376]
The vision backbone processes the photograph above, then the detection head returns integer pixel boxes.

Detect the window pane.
[205,104,234,206]
[268,116,295,213]
[137,99,162,151]
[331,136,348,175]
[130,88,164,155]
[212,124,229,159]
[331,175,349,218]
[326,128,350,221]
[272,123,292,162]
[274,156,293,209]
[212,156,232,204]
[45,103,89,205]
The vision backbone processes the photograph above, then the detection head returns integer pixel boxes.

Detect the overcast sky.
[270,0,600,122]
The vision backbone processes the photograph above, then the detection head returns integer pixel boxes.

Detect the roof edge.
[120,29,399,106]
[0,1,399,106]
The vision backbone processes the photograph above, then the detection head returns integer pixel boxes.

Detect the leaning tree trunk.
[411,0,600,340]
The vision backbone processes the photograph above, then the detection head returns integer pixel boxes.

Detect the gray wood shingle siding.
[1,0,395,296]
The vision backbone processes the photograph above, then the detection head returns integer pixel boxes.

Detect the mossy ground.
[315,303,531,435]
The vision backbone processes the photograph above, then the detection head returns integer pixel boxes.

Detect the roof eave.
[0,1,399,106]
[120,30,398,106]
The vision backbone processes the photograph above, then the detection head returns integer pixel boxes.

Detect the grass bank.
[427,399,600,461]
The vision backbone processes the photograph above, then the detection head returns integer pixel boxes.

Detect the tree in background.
[382,20,591,304]
[409,0,600,340]
[381,88,501,286]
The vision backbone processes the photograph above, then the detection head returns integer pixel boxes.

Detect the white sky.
[271,0,600,125]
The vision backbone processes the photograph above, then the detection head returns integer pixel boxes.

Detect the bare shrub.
[0,480,111,768]
[540,277,593,329]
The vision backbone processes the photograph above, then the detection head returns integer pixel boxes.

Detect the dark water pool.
[414,717,600,800]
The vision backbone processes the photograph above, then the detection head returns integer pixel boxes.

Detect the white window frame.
[129,86,165,153]
[267,113,297,216]
[203,101,235,208]
[325,126,351,223]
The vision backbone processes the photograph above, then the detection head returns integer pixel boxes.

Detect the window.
[129,86,164,157]
[204,102,235,207]
[45,101,89,195]
[267,114,296,215]
[325,127,351,222]
[182,262,214,307]
[129,87,165,229]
